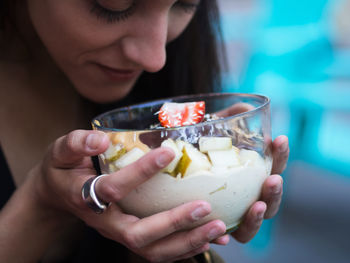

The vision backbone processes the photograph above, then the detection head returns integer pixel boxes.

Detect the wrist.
[25,164,77,226]
[0,170,77,262]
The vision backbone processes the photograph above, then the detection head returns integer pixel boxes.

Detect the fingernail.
[271,178,282,195]
[279,142,288,153]
[156,151,173,168]
[272,181,282,195]
[208,226,223,240]
[191,205,210,221]
[86,134,102,150]
[257,210,265,221]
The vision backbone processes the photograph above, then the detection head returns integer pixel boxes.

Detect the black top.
[0,147,127,262]
[0,146,15,209]
[0,88,165,262]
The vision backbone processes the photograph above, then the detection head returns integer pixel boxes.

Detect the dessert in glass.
[92,93,272,233]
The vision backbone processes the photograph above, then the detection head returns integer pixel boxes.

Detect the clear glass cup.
[92,93,272,233]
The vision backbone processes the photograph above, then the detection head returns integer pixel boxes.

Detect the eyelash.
[90,0,136,23]
[175,2,199,13]
[90,1,199,24]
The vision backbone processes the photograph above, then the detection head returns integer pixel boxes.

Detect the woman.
[0,0,289,262]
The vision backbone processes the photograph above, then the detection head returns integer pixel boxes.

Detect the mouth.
[95,63,141,81]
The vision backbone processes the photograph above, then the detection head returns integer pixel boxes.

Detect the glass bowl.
[92,93,272,233]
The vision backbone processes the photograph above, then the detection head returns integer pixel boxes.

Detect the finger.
[95,147,174,202]
[216,103,255,118]
[81,203,139,239]
[141,220,226,263]
[171,244,210,262]
[260,175,283,219]
[119,201,211,249]
[231,201,266,243]
[49,130,109,168]
[211,234,230,245]
[271,135,289,174]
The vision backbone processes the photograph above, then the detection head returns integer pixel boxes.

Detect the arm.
[0,173,69,263]
[0,130,227,263]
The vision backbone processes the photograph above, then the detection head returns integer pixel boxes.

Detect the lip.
[95,63,141,81]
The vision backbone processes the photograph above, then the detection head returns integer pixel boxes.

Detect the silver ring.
[81,174,110,214]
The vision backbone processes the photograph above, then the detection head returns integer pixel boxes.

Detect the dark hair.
[0,0,14,33]
[0,0,226,110]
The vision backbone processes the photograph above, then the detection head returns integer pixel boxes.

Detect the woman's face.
[26,0,200,103]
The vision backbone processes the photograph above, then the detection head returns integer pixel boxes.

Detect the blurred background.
[213,0,350,262]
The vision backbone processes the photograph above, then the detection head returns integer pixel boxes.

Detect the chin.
[74,81,135,104]
[85,89,132,104]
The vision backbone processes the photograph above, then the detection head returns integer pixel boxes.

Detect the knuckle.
[187,235,201,250]
[234,229,252,244]
[123,231,145,250]
[100,183,124,202]
[143,251,163,263]
[277,150,289,163]
[142,252,156,263]
[49,137,64,161]
[266,201,281,219]
[65,131,81,152]
[238,237,250,244]
[168,209,186,231]
[265,210,276,219]
[72,190,85,209]
[137,161,157,178]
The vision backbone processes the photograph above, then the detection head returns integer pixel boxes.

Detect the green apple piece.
[114,147,145,170]
[103,142,126,162]
[161,139,183,174]
[239,149,264,167]
[208,148,240,168]
[175,145,212,177]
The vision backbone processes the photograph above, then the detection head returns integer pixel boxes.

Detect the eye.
[174,0,200,13]
[90,0,136,23]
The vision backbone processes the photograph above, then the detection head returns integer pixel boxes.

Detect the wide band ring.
[81,174,110,214]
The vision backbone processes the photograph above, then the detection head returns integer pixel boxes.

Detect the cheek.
[26,0,133,102]
[167,13,194,42]
[27,1,114,64]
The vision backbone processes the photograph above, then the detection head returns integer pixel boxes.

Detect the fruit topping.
[207,148,240,168]
[158,101,205,128]
[198,137,233,153]
[102,142,126,162]
[161,139,183,174]
[175,145,212,177]
[114,147,145,169]
[101,131,264,180]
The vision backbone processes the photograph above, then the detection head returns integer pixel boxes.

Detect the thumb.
[49,130,109,168]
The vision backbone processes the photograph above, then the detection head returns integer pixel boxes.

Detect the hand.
[230,135,289,243]
[32,130,228,262]
[215,103,289,243]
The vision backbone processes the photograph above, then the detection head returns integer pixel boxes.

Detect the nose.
[120,13,168,73]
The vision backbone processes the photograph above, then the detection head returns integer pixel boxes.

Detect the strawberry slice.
[158,101,205,128]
